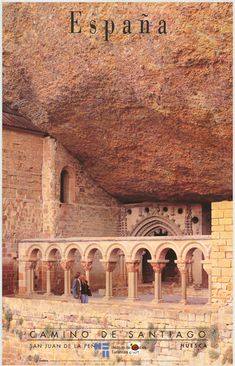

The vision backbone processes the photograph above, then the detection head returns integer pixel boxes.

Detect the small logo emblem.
[94,342,109,358]
[128,341,141,355]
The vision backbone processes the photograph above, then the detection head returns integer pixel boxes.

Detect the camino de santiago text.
[29,329,206,340]
[70,11,167,41]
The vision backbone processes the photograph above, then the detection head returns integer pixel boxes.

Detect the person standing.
[72,272,81,299]
[80,275,91,304]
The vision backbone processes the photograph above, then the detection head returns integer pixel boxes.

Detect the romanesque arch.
[181,241,209,261]
[63,243,84,260]
[131,243,154,260]
[131,215,182,236]
[155,242,180,260]
[27,245,44,260]
[105,243,128,261]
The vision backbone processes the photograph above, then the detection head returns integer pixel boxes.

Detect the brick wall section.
[211,201,232,303]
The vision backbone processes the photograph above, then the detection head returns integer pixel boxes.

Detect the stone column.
[123,259,128,286]
[31,262,37,293]
[120,256,128,286]
[43,261,54,295]
[81,261,93,285]
[119,253,125,283]
[126,261,140,301]
[61,260,74,296]
[25,262,32,295]
[102,261,117,299]
[139,256,143,284]
[176,261,190,305]
[188,262,193,284]
[149,260,169,303]
[201,260,212,305]
[26,261,37,295]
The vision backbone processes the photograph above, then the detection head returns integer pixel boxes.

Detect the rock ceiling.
[3,3,232,203]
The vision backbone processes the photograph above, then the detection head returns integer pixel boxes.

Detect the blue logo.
[94,342,110,358]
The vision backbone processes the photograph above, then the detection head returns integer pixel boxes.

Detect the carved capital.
[43,261,54,271]
[151,263,162,273]
[149,260,169,273]
[67,260,74,270]
[25,261,37,270]
[134,260,140,272]
[81,261,93,272]
[126,261,140,273]
[103,261,117,272]
[176,261,190,275]
[60,260,74,271]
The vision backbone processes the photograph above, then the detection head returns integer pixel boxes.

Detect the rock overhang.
[3,3,232,203]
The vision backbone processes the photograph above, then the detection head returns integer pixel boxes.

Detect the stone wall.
[3,129,121,295]
[3,129,44,294]
[2,297,232,366]
[211,201,232,303]
[42,137,121,238]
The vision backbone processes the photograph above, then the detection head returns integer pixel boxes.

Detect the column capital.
[42,261,55,271]
[175,260,192,274]
[60,260,74,271]
[148,260,169,272]
[81,261,93,272]
[126,261,140,273]
[101,261,117,272]
[25,261,37,270]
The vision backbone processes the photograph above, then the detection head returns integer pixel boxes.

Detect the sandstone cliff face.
[3,3,232,203]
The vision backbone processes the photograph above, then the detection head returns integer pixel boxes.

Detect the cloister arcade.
[18,236,211,305]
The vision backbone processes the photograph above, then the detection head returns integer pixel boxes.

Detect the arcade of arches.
[19,236,212,305]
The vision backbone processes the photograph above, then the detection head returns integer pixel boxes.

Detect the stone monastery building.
[3,104,232,305]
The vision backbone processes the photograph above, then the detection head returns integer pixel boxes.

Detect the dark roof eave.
[3,124,48,137]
